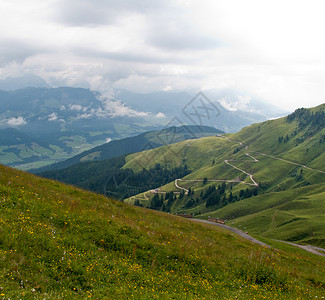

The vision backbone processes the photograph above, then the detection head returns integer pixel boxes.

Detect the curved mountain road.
[192,219,270,248]
[252,151,325,174]
[192,219,325,257]
[218,135,325,174]
[273,240,325,257]
[174,176,258,194]
[224,160,258,186]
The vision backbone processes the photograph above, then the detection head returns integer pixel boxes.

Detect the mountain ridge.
[0,86,283,170]
[32,125,223,173]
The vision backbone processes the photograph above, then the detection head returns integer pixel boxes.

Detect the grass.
[203,183,325,247]
[1,164,325,299]
[122,105,325,247]
[0,134,108,171]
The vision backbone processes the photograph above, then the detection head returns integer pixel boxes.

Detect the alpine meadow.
[1,1,325,298]
[0,103,321,298]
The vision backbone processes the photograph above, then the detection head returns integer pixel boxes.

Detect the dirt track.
[273,240,325,257]
[192,219,325,257]
[191,219,270,248]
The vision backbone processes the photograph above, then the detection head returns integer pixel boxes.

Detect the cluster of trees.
[287,108,325,129]
[158,188,195,211]
[106,164,190,200]
[233,147,243,154]
[150,190,179,211]
[148,181,260,212]
[202,183,226,207]
[238,187,259,199]
[202,183,259,208]
[150,194,164,209]
[289,168,309,184]
[319,135,325,144]
[278,135,290,143]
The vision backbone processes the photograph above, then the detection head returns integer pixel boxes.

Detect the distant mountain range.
[0,87,166,169]
[0,74,50,90]
[0,83,286,170]
[114,88,287,132]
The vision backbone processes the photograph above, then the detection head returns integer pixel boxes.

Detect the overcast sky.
[0,0,325,111]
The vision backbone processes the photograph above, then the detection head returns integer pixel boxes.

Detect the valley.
[39,104,325,248]
[0,86,285,171]
[1,1,325,298]
[0,100,324,298]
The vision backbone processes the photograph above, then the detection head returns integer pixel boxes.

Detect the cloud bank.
[0,0,325,110]
[7,117,27,126]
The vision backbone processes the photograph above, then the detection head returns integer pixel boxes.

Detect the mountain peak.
[0,74,50,91]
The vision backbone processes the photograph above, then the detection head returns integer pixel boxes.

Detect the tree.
[150,194,163,209]
[134,199,142,207]
[229,192,233,203]
[180,190,185,199]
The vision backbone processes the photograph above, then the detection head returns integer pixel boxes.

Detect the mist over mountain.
[0,87,166,169]
[1,1,325,298]
[115,88,286,132]
[0,84,287,170]
[0,74,50,90]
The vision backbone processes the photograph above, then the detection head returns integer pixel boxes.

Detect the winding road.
[192,218,325,257]
[273,240,325,257]
[131,134,325,257]
[224,159,258,186]
[252,151,325,174]
[218,135,325,174]
[192,218,270,248]
[135,134,325,199]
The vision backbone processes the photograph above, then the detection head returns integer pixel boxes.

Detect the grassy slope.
[0,164,324,299]
[123,136,230,172]
[202,184,325,247]
[124,105,325,246]
[125,104,325,173]
[33,126,222,174]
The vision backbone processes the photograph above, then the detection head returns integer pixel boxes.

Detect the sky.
[0,0,325,111]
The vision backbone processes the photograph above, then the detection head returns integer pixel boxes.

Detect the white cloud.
[69,104,83,111]
[72,91,150,118]
[76,113,93,120]
[7,116,27,126]
[0,0,325,111]
[48,112,58,121]
[219,96,252,112]
[156,112,167,118]
[100,99,149,118]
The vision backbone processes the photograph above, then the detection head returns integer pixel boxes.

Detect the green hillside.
[0,128,63,169]
[122,104,325,245]
[37,104,325,247]
[202,183,325,247]
[34,125,222,173]
[0,164,324,299]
